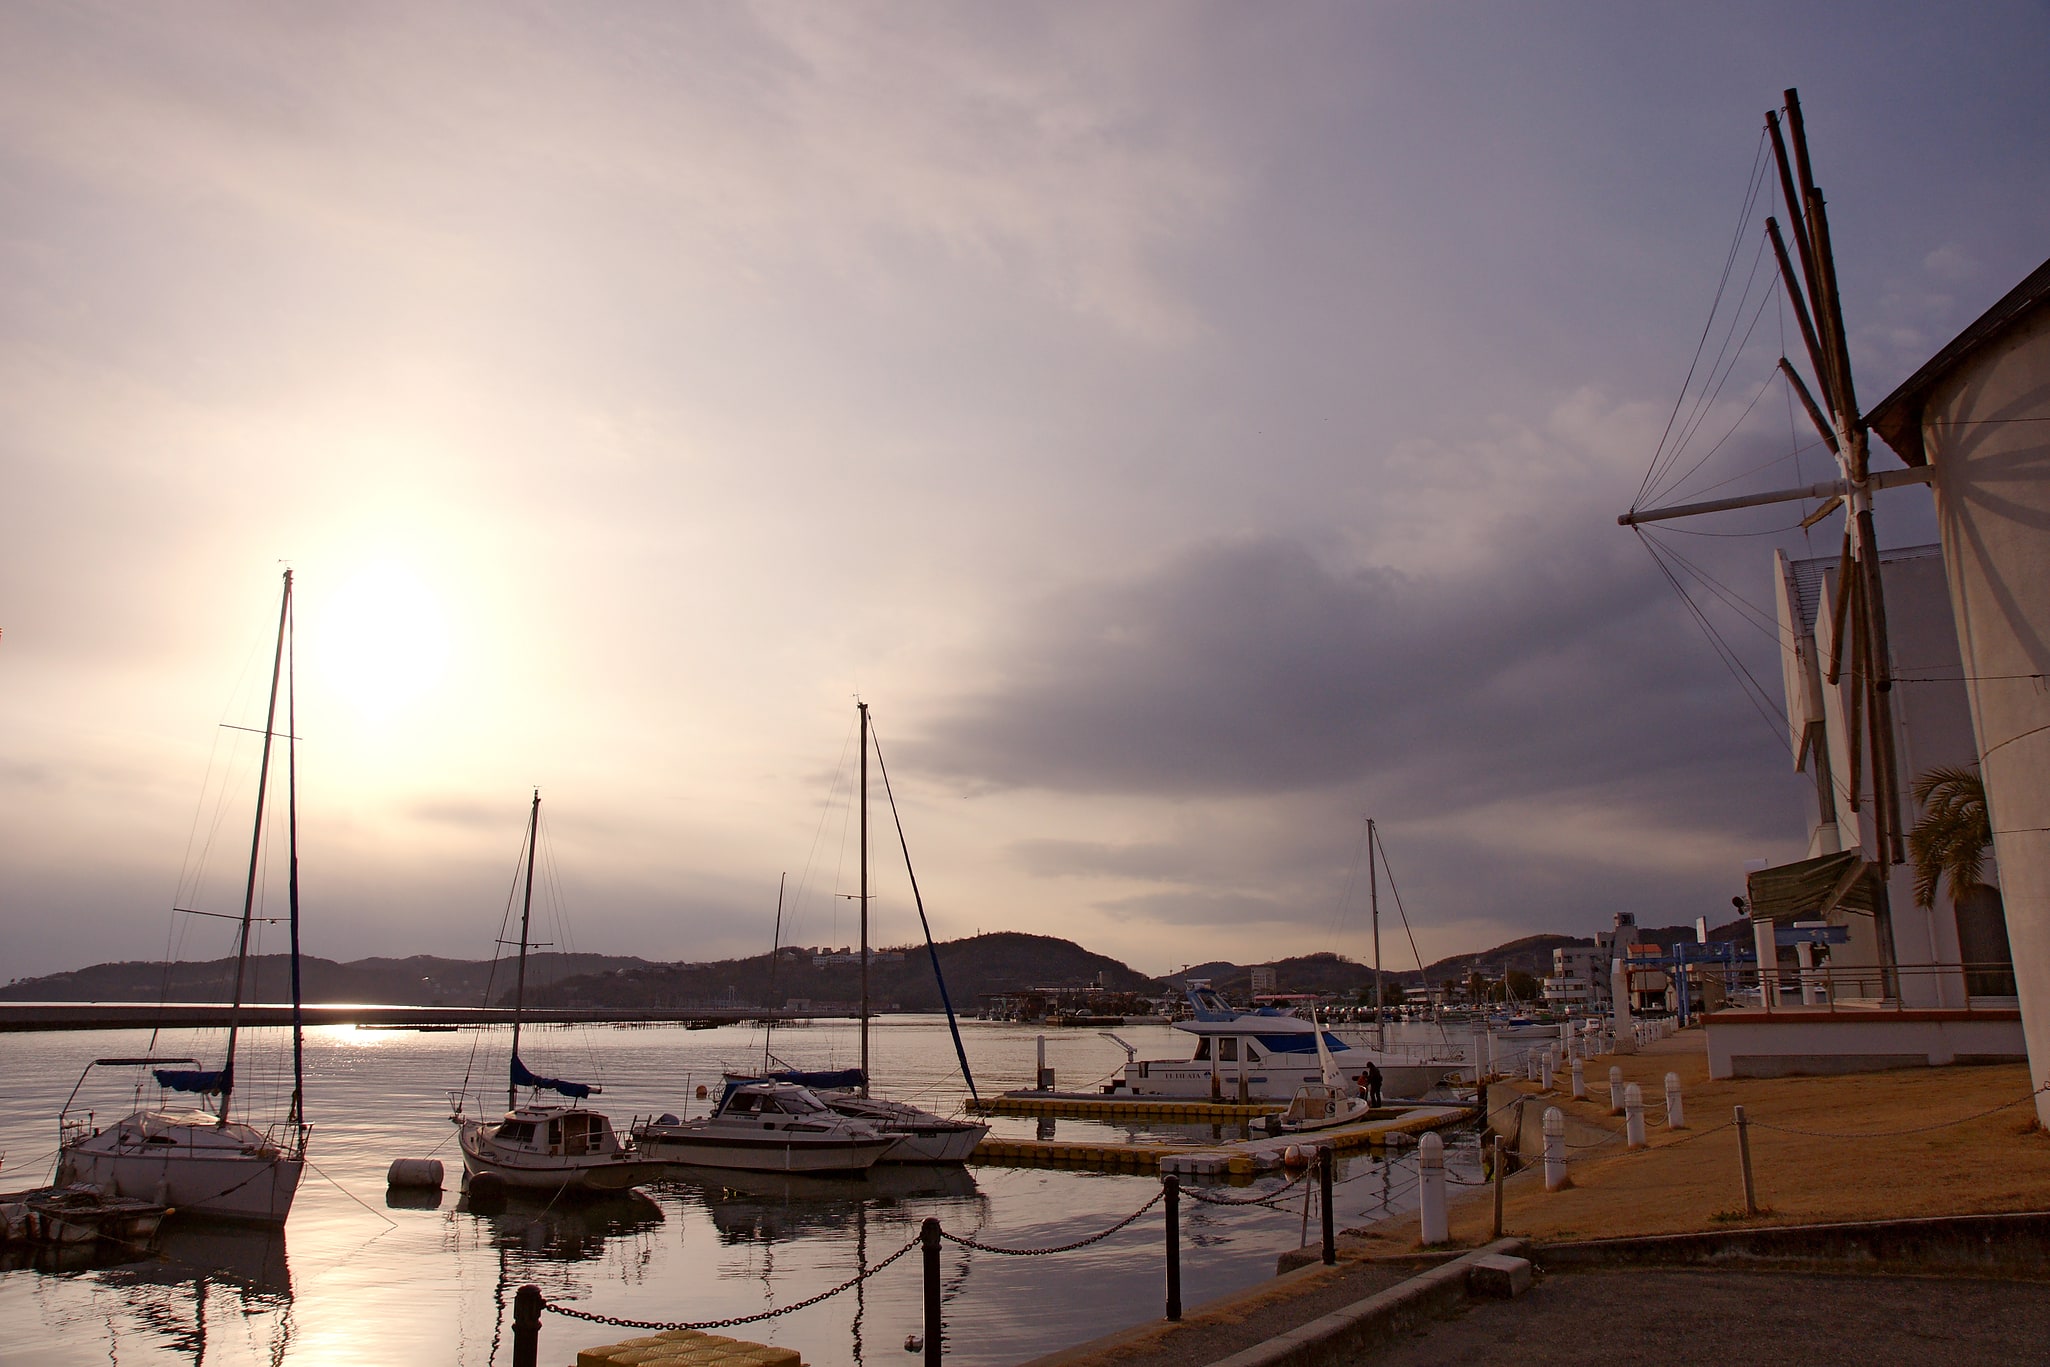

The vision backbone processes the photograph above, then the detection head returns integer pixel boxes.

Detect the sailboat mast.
[286,582,303,1128]
[858,701,870,1098]
[509,788,540,1112]
[1369,818,1382,1035]
[219,569,292,1123]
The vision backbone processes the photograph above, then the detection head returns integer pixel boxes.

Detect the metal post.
[512,1284,542,1367]
[1320,1147,1336,1265]
[1491,1136,1505,1238]
[922,1217,943,1366]
[1735,1105,1758,1215]
[1164,1175,1182,1321]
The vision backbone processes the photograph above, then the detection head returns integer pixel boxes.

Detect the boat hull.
[1116,1059,1458,1103]
[56,1135,302,1224]
[634,1127,900,1174]
[458,1122,652,1193]
[869,1123,986,1164]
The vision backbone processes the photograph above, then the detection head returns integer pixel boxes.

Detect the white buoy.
[1624,1083,1646,1149]
[1418,1131,1448,1244]
[1542,1107,1568,1191]
[1665,1071,1686,1129]
[1608,1065,1624,1116]
[386,1158,444,1189]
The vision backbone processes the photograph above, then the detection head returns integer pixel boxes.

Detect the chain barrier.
[1747,1083,2050,1141]
[543,1234,922,1331]
[1182,1165,1311,1207]
[940,1187,1165,1255]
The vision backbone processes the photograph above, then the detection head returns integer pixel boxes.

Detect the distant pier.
[0,1002,843,1032]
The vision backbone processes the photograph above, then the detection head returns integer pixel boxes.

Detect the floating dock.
[576,1329,802,1365]
[970,1104,1473,1175]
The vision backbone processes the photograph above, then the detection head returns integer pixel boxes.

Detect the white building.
[1541,945,1607,1008]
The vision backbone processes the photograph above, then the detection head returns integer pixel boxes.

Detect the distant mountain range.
[3,922,1744,1011]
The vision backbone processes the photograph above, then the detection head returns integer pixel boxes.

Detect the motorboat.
[632,1081,903,1174]
[1101,985,1461,1103]
[452,792,655,1195]
[56,571,310,1223]
[739,1069,988,1164]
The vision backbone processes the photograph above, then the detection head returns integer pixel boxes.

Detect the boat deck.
[969,1091,1284,1122]
[969,1103,1473,1175]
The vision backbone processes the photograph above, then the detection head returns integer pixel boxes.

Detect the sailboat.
[1270,1006,1373,1134]
[55,570,310,1223]
[726,702,989,1164]
[452,791,649,1194]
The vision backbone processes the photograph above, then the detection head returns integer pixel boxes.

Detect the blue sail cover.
[155,1065,230,1095]
[511,1052,592,1100]
[766,1068,866,1091]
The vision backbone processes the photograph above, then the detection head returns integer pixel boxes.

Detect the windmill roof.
[1867,254,2050,466]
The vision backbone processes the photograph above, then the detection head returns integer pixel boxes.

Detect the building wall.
[1927,304,2050,1114]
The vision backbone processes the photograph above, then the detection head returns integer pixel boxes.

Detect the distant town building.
[1249,966,1277,996]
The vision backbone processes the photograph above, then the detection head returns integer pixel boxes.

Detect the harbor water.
[0,1016,1481,1366]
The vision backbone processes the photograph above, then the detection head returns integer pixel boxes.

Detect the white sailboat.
[56,571,310,1223]
[1271,1006,1374,1134]
[453,792,650,1194]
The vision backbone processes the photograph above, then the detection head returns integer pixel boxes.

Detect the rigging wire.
[1324,813,1372,947]
[1645,267,1783,509]
[1638,130,1772,509]
[1652,235,1777,503]
[1632,528,1790,740]
[1638,527,1789,644]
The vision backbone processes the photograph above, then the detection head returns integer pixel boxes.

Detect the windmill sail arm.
[1619,466,1929,527]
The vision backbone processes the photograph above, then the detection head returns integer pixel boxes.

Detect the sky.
[3,2,2047,981]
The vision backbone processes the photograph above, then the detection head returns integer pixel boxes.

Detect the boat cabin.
[490,1106,623,1158]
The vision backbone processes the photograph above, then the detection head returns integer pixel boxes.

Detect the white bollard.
[1608,1065,1624,1116]
[1624,1083,1646,1149]
[1665,1071,1686,1129]
[1418,1131,1449,1244]
[1570,1055,1586,1100]
[1539,1050,1554,1090]
[1542,1106,1569,1191]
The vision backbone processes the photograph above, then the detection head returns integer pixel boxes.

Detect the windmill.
[1620,89,1932,957]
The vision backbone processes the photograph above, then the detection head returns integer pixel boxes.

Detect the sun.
[313,562,451,721]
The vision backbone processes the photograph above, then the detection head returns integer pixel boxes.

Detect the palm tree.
[1908,766,1993,909]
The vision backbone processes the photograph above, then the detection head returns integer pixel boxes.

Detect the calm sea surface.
[0,1016,1479,1366]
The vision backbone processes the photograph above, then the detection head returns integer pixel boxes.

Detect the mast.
[219,569,292,1123]
[858,701,871,1098]
[763,872,785,1074]
[286,577,303,1128]
[1369,818,1382,1039]
[509,788,540,1112]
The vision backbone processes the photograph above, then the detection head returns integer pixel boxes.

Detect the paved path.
[1370,1268,2050,1366]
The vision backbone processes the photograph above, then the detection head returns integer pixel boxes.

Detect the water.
[0,1016,1479,1366]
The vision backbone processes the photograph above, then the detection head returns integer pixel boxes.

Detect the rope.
[1747,1084,2050,1141]
[544,1234,922,1331]
[940,1188,1165,1254]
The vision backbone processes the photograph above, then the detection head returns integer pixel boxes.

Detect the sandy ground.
[1351,1031,2050,1252]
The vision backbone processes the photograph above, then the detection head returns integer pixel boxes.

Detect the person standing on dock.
[1364,1062,1384,1108]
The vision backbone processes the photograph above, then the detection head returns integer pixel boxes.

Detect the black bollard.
[512,1284,542,1367]
[921,1216,942,1366]
[1163,1174,1182,1321]
[1319,1147,1335,1266]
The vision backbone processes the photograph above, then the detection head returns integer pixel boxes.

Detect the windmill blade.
[1777,355,1841,455]
[1843,567,1866,816]
[1767,222,1833,404]
[1800,496,1843,530]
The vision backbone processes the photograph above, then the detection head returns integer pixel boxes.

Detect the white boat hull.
[869,1123,985,1164]
[1117,1059,1458,1103]
[57,1114,303,1224]
[458,1121,650,1193]
[634,1127,900,1173]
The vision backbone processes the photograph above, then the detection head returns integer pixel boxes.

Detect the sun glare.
[314,562,451,722]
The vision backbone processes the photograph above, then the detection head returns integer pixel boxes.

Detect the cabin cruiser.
[458,1099,650,1193]
[632,1081,903,1174]
[739,1070,988,1164]
[1101,985,1462,1103]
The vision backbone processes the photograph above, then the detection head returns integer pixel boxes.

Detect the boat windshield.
[770,1090,827,1114]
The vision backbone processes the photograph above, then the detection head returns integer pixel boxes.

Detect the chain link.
[939,1188,1165,1255]
[543,1234,922,1331]
[1182,1164,1312,1207]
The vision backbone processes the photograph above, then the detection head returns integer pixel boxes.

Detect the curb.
[1199,1238,1526,1367]
[1533,1209,2050,1277]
